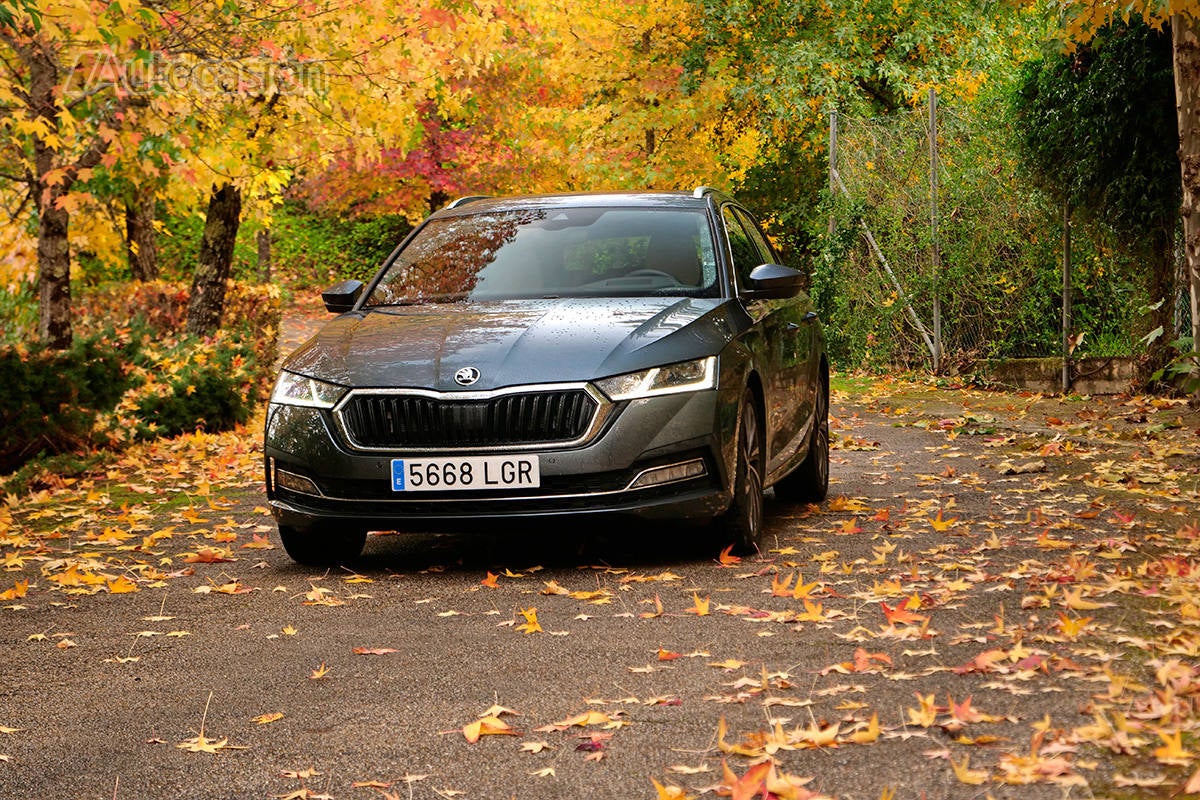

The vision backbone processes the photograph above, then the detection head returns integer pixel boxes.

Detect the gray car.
[264,187,829,564]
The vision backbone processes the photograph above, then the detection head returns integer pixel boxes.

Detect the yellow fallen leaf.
[515,607,542,634]
[651,778,696,799]
[951,755,988,785]
[1154,730,1193,765]
[848,713,880,744]
[462,715,518,743]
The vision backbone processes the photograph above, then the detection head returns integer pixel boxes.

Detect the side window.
[721,206,760,291]
[734,208,776,266]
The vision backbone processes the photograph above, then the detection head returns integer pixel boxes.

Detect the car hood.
[283,297,734,391]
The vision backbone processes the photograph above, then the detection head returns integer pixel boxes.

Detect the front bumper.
[264,388,736,531]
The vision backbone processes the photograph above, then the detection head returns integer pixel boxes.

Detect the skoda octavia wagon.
[265,187,829,564]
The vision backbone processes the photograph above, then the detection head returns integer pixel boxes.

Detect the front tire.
[774,370,830,503]
[720,389,766,555]
[278,523,367,567]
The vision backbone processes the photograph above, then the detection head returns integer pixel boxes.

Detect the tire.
[278,523,367,566]
[773,371,830,504]
[720,388,766,555]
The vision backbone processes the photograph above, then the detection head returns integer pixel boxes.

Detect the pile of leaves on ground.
[0,280,280,477]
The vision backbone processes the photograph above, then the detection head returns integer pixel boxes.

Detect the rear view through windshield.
[366,207,721,305]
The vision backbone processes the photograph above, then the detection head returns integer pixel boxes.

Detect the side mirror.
[744,264,804,299]
[322,279,364,313]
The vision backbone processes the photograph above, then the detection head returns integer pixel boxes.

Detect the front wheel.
[719,389,766,555]
[278,523,367,567]
[774,372,830,504]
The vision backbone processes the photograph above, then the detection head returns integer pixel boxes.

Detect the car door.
[722,205,815,479]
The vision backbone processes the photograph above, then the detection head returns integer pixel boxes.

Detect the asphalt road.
[1,382,1197,800]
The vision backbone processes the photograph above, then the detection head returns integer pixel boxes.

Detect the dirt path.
[0,337,1198,799]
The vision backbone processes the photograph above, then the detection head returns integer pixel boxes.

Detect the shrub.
[81,280,281,444]
[0,337,129,473]
[0,280,281,476]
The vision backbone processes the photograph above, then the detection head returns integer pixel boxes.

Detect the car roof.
[433,188,733,218]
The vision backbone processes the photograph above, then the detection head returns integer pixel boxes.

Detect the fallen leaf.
[462,715,519,743]
[515,607,542,634]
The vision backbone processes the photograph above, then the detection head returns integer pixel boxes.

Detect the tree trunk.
[125,184,158,281]
[186,183,243,337]
[1140,224,1177,386]
[1173,14,1200,383]
[27,34,72,349]
[36,202,72,349]
[256,228,272,283]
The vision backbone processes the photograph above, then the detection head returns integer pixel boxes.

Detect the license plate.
[391,456,540,492]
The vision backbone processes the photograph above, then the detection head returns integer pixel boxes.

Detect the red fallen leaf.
[353,647,399,656]
[718,545,741,566]
[480,572,500,588]
[1015,653,1047,671]
[720,759,772,800]
[881,597,927,626]
[949,695,985,724]
[851,647,892,672]
[576,738,605,752]
[658,648,682,661]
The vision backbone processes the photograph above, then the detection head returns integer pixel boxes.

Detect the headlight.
[270,371,345,408]
[596,356,717,401]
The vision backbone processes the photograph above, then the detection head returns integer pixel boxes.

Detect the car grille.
[338,389,600,449]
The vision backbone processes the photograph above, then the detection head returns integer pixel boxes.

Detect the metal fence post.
[829,109,838,236]
[1062,204,1072,394]
[929,88,942,374]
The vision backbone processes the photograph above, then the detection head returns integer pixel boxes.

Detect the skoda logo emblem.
[454,366,481,387]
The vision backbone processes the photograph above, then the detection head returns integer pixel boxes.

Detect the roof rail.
[692,185,715,198]
[445,195,491,209]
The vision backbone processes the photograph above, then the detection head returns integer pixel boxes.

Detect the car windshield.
[365,207,720,305]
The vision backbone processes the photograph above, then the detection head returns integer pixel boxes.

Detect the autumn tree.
[169,0,518,332]
[0,0,162,348]
[685,0,1034,246]
[502,0,747,191]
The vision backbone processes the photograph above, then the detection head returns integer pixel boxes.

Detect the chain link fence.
[816,96,1153,374]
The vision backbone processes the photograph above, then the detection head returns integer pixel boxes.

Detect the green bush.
[0,337,130,473]
[118,332,260,439]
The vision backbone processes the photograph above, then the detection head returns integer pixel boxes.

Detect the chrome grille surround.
[333,383,611,453]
